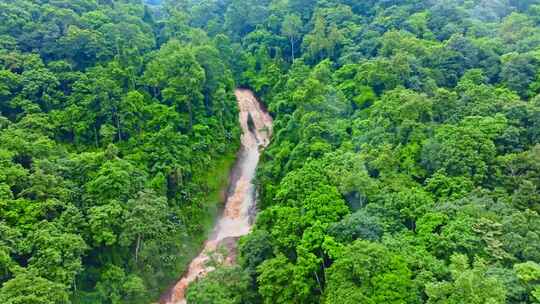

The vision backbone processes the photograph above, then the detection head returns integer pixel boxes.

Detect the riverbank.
[156,146,239,297]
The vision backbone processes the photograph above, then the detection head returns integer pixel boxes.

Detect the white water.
[160,89,272,304]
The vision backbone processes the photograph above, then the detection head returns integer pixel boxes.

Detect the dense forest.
[1,0,540,303]
[0,0,241,302]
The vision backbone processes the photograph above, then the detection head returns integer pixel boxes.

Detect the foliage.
[0,0,239,302]
[3,0,540,303]
[186,266,254,304]
[215,0,540,303]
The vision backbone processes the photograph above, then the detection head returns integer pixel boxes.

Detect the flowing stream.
[160,89,273,304]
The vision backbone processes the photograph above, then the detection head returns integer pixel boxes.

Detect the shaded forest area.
[1,0,540,304]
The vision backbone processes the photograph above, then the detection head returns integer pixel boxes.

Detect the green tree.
[257,254,298,304]
[426,254,506,304]
[0,271,70,304]
[120,190,168,263]
[186,266,254,304]
[514,261,540,302]
[281,14,303,63]
[95,264,147,304]
[144,40,205,130]
[324,240,418,304]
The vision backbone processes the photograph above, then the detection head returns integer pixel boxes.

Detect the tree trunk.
[112,107,121,142]
[129,68,136,90]
[187,101,193,130]
[94,124,99,147]
[135,234,141,263]
[116,113,122,142]
[290,38,295,63]
[314,270,323,294]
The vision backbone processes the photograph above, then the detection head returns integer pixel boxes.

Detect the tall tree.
[281,14,302,63]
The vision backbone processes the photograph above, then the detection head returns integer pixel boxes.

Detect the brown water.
[160,89,272,304]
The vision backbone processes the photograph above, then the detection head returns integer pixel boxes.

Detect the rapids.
[160,89,272,304]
